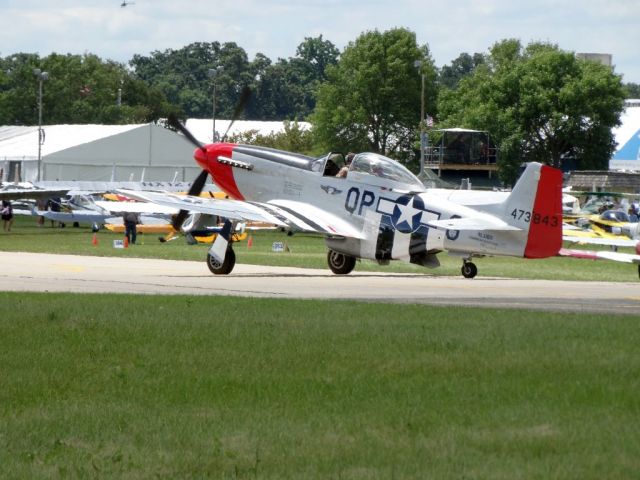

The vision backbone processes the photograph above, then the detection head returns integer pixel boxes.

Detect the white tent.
[0,123,200,182]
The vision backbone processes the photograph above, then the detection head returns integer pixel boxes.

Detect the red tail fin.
[523,165,563,258]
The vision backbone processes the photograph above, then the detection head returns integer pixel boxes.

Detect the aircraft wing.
[562,226,639,248]
[93,200,177,215]
[117,190,365,239]
[36,210,109,224]
[0,186,69,201]
[562,234,639,248]
[559,248,640,264]
[427,216,521,232]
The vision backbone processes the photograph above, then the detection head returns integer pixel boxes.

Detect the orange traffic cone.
[247,235,253,248]
[123,236,129,248]
[92,233,98,246]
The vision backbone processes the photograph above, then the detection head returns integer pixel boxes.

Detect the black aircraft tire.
[461,261,478,279]
[327,250,356,275]
[207,248,236,275]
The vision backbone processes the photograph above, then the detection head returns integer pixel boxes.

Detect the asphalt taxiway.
[1,252,638,315]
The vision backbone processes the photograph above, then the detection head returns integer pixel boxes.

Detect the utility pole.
[414,60,426,177]
[117,78,123,107]
[208,66,224,142]
[33,68,49,182]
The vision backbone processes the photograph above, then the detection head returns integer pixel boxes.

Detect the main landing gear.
[461,259,478,279]
[327,250,356,275]
[207,247,236,275]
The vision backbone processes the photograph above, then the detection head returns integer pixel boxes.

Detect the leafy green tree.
[0,52,174,125]
[228,121,315,154]
[248,36,339,120]
[624,82,640,98]
[131,42,256,119]
[438,52,485,89]
[438,40,626,184]
[313,28,437,165]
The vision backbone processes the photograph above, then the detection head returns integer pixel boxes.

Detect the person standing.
[123,211,140,245]
[1,200,13,232]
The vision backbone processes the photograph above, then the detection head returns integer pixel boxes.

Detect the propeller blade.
[220,86,251,142]
[168,113,206,152]
[187,168,210,196]
[167,86,250,233]
[172,169,210,231]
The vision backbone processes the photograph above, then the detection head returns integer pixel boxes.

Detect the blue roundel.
[390,195,425,234]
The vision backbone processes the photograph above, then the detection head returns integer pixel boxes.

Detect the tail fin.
[502,162,563,258]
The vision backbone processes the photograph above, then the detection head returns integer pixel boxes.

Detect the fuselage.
[198,143,551,265]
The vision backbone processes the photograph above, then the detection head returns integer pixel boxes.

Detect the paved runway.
[1,252,638,315]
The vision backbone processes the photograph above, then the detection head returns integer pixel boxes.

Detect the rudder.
[501,162,563,258]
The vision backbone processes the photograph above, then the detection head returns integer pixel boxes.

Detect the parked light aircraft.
[33,194,177,229]
[563,209,640,248]
[120,117,564,278]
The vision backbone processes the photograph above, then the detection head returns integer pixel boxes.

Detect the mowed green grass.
[1,293,639,478]
[1,215,638,281]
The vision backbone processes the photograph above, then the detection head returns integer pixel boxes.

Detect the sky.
[1,0,638,83]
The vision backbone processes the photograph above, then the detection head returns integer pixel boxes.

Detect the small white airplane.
[32,194,177,229]
[121,116,565,278]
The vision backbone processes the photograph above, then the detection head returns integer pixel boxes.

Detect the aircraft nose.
[194,147,208,169]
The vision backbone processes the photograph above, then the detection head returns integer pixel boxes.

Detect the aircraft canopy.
[350,152,424,190]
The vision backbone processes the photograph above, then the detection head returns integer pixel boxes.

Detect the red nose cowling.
[194,142,244,200]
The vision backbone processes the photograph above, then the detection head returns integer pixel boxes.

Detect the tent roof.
[0,124,144,160]
[431,128,483,133]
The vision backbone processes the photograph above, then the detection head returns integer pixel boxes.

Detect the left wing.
[117,190,365,239]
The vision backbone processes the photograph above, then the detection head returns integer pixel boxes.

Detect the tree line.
[1,29,637,183]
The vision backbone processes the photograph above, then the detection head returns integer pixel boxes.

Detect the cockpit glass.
[350,152,423,189]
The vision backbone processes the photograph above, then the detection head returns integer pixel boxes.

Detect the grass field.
[2,215,639,478]
[1,293,639,478]
[1,215,638,282]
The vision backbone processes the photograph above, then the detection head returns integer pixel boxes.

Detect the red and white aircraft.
[121,124,564,278]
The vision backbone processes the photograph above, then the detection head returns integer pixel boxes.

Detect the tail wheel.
[327,250,356,275]
[461,261,477,279]
[207,247,236,275]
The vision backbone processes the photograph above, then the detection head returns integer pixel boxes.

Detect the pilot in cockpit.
[336,152,355,178]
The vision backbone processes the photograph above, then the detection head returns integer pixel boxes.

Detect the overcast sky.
[1,0,638,83]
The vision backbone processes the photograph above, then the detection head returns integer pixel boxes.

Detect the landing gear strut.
[207,247,236,275]
[327,250,356,275]
[461,259,477,279]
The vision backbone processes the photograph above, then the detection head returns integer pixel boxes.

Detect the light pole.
[117,78,123,107]
[33,68,49,182]
[208,66,224,142]
[414,60,426,177]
